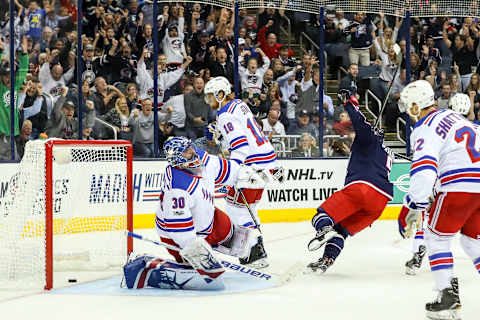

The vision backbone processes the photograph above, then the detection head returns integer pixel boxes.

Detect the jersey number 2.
[247,119,267,146]
[455,126,480,163]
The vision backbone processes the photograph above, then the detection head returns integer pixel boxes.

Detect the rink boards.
[0,159,410,228]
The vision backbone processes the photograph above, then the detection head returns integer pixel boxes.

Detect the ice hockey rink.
[1,220,478,320]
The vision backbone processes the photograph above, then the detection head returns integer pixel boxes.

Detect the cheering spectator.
[344,12,374,67]
[436,84,454,109]
[161,5,187,65]
[136,49,192,106]
[184,77,210,139]
[333,111,353,136]
[209,46,234,84]
[443,20,477,91]
[262,109,285,139]
[0,36,28,160]
[239,48,270,95]
[103,97,133,141]
[129,98,171,158]
[46,87,95,140]
[15,119,31,158]
[298,64,334,118]
[125,83,140,111]
[39,53,74,103]
[94,77,124,116]
[258,20,292,60]
[162,84,192,136]
[18,78,48,139]
[339,63,359,99]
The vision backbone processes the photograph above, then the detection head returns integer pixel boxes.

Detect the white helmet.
[449,93,471,115]
[204,77,232,104]
[399,80,435,118]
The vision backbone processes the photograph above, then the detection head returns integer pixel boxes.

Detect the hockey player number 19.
[455,126,480,163]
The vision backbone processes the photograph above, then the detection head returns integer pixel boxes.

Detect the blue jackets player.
[306,90,394,273]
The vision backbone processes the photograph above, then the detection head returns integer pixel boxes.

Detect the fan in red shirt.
[258,20,293,59]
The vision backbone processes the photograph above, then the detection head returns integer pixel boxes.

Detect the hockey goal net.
[0,140,133,290]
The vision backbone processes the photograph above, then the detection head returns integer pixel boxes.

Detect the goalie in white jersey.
[204,76,284,269]
[399,81,480,320]
[123,136,269,290]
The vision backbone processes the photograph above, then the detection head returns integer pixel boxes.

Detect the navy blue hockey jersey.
[343,102,394,199]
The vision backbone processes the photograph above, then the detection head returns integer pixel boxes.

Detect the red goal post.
[0,140,133,291]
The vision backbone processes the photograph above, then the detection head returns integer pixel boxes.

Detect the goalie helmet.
[449,93,471,115]
[399,80,435,120]
[204,77,232,103]
[163,137,201,169]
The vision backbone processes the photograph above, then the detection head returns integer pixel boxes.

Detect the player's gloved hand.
[204,123,216,142]
[236,164,268,189]
[338,89,358,107]
[398,206,422,239]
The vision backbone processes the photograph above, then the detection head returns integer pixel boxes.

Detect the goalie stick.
[126,231,301,284]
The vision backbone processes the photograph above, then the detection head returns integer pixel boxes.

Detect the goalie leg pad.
[215,224,252,258]
[180,238,226,279]
[123,255,225,290]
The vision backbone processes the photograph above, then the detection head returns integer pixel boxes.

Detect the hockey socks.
[311,208,335,232]
[323,236,345,261]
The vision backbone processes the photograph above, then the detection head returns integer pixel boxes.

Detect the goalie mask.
[399,80,435,122]
[204,76,232,106]
[449,93,471,116]
[163,137,202,169]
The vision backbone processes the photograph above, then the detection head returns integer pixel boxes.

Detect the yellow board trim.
[133,205,403,229]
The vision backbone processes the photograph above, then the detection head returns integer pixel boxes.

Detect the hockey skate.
[307,257,334,273]
[426,278,461,320]
[405,245,426,275]
[239,236,269,269]
[307,226,335,251]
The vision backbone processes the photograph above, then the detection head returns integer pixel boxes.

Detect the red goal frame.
[44,140,133,290]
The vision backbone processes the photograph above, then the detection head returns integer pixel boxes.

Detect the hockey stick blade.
[126,231,291,284]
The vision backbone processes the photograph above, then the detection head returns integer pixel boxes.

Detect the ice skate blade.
[426,309,461,320]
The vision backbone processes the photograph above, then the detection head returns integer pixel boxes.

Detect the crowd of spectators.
[0,1,480,160]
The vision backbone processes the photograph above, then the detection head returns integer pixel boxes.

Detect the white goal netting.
[0,140,132,290]
[193,0,480,18]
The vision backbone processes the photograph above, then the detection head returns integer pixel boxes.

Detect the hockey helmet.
[204,76,232,104]
[399,80,435,119]
[449,93,471,116]
[163,137,201,169]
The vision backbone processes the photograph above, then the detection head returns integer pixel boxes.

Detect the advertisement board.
[0,159,410,227]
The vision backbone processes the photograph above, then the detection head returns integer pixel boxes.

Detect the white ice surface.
[1,220,479,320]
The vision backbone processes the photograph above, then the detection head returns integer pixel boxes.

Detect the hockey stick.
[373,64,400,129]
[126,231,299,284]
[394,152,412,162]
[218,148,263,233]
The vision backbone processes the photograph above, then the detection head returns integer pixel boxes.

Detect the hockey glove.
[398,206,422,239]
[338,89,359,107]
[236,164,269,189]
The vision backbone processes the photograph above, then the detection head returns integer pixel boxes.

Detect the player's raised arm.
[338,89,374,145]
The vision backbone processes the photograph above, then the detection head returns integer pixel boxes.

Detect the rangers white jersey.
[136,60,184,104]
[162,17,186,64]
[155,149,239,248]
[216,99,277,169]
[406,109,480,210]
[238,55,270,94]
